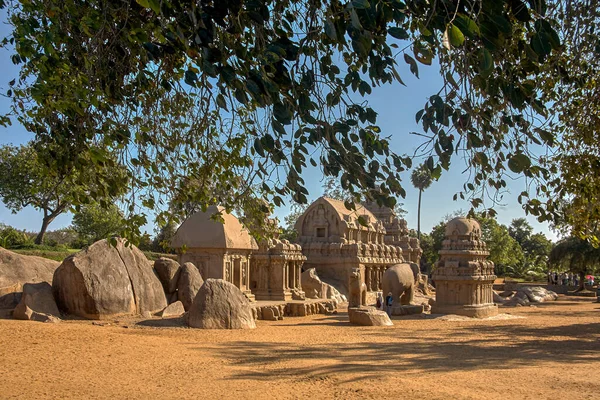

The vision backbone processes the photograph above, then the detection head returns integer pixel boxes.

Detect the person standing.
[385,292,393,317]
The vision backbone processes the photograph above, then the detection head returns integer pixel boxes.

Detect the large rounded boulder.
[0,247,59,309]
[177,262,204,311]
[154,257,181,295]
[188,279,255,329]
[52,239,167,319]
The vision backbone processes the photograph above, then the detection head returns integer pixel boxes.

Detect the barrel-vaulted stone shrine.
[432,217,498,318]
[251,236,306,301]
[295,197,404,297]
[364,201,422,264]
[171,205,257,301]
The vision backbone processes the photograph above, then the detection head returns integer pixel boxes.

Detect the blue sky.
[0,12,559,241]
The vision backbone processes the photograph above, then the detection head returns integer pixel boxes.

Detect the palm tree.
[411,164,434,240]
[549,237,600,291]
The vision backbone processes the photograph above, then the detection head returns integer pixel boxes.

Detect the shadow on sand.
[189,313,600,382]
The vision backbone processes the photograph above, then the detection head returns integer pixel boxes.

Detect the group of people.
[376,292,394,317]
[547,271,595,287]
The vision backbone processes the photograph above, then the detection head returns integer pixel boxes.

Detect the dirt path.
[1,296,599,399]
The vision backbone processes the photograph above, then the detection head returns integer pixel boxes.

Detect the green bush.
[0,225,35,249]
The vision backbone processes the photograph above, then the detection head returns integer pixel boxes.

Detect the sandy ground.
[1,296,599,400]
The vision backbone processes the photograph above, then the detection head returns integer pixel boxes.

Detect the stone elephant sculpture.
[348,267,367,307]
[381,263,418,306]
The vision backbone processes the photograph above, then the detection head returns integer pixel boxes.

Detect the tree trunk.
[417,189,422,240]
[579,271,586,291]
[34,215,54,245]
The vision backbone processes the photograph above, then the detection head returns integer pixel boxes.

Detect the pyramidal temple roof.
[171,205,258,250]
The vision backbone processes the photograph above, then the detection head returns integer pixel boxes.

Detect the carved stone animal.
[348,268,367,307]
[381,263,417,306]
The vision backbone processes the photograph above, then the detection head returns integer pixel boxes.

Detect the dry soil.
[1,296,599,399]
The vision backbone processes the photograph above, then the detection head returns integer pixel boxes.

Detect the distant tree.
[549,237,600,291]
[411,164,434,240]
[508,218,553,274]
[477,215,524,276]
[151,221,178,253]
[0,143,128,244]
[509,218,534,247]
[72,203,125,245]
[279,203,308,243]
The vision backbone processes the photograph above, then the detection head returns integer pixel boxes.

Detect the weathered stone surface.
[14,305,60,323]
[348,306,393,326]
[188,279,255,329]
[159,301,185,318]
[153,258,181,294]
[171,206,257,301]
[0,247,59,309]
[52,239,167,319]
[13,282,60,321]
[381,263,416,306]
[390,304,424,316]
[261,306,279,321]
[502,286,558,307]
[301,268,347,304]
[432,217,498,318]
[177,262,204,311]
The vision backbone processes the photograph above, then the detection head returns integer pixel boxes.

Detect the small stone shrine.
[251,230,306,301]
[171,205,257,301]
[432,217,498,318]
[295,197,404,296]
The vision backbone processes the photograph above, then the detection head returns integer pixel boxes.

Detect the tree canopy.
[0,143,127,244]
[2,0,598,242]
[549,237,600,289]
[72,202,126,245]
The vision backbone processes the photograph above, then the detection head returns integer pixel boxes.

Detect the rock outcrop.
[188,279,255,329]
[159,301,185,318]
[497,286,559,307]
[153,258,181,295]
[348,306,393,326]
[13,282,61,322]
[0,247,59,309]
[177,262,204,311]
[301,268,347,304]
[52,239,167,319]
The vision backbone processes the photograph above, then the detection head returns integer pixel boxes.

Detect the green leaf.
[216,94,228,111]
[352,0,370,9]
[531,32,552,57]
[135,0,150,7]
[254,138,265,157]
[447,24,465,47]
[388,27,409,40]
[426,156,434,171]
[508,153,531,173]
[324,19,337,41]
[147,0,161,13]
[478,48,493,75]
[454,14,480,38]
[404,54,419,78]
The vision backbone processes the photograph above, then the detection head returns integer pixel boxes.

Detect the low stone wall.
[251,299,338,321]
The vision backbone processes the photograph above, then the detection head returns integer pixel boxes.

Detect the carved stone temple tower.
[432,217,498,318]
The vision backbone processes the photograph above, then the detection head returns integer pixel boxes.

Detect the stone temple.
[171,205,258,301]
[432,217,498,318]
[171,197,422,312]
[294,197,407,298]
